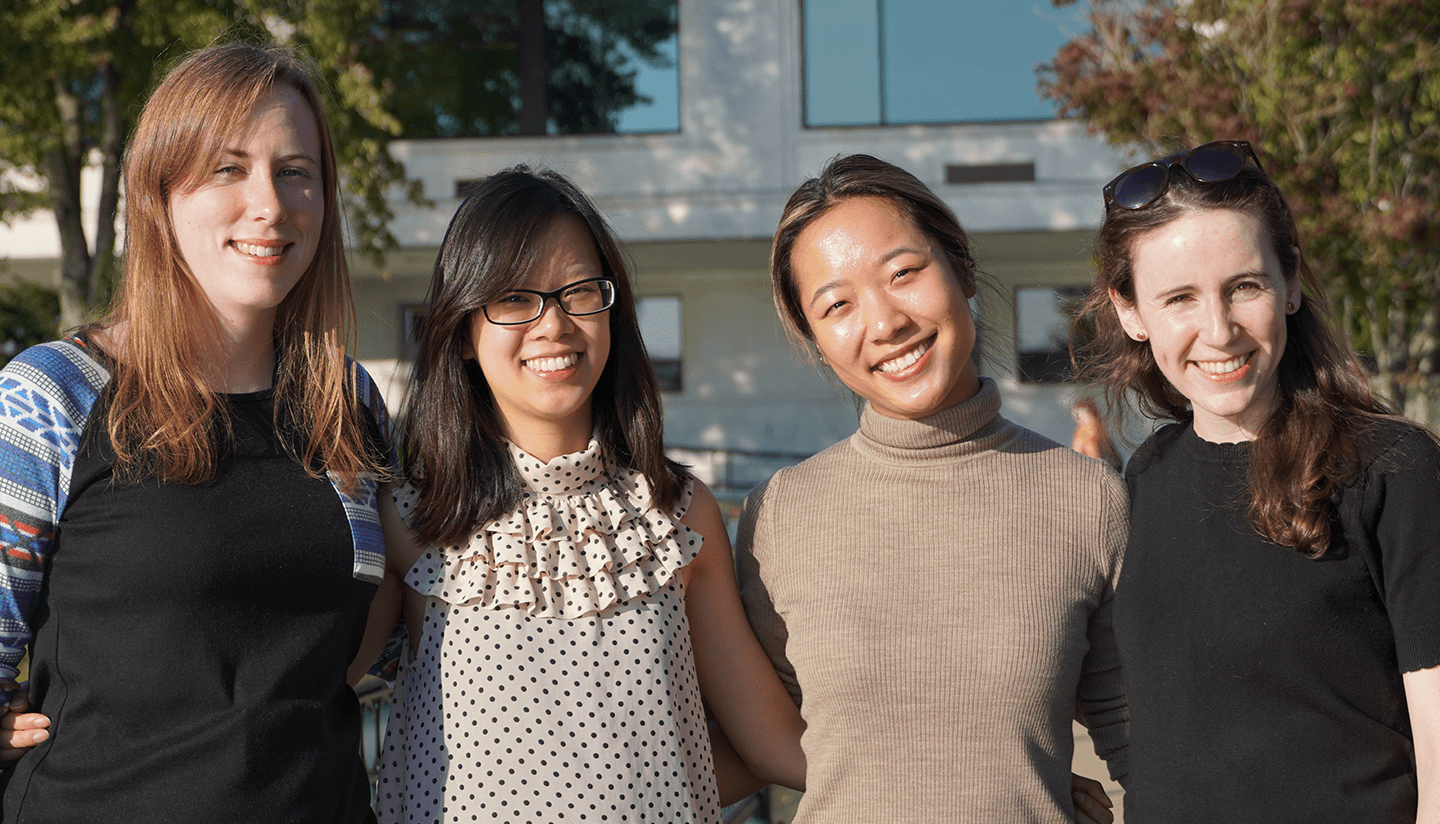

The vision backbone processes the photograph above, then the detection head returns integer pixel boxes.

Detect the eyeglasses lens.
[561,280,614,315]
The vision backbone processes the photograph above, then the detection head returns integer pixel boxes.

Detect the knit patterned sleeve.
[733,473,802,707]
[0,340,109,699]
[1076,466,1131,784]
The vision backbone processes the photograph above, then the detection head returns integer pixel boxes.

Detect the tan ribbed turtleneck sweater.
[735,378,1129,823]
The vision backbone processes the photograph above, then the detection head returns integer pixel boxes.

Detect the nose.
[863,290,914,343]
[530,297,574,336]
[246,175,286,224]
[1198,297,1238,346]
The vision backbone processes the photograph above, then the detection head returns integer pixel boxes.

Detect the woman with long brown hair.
[734,153,1127,824]
[1081,140,1440,821]
[0,43,394,821]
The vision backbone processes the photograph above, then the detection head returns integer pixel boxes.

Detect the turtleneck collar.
[850,376,1012,465]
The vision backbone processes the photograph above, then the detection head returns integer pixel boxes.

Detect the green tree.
[1039,0,1440,422]
[0,0,422,331]
[0,277,61,369]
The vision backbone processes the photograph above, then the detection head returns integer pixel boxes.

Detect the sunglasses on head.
[1103,140,1264,211]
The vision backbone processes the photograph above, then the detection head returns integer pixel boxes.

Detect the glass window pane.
[881,0,1087,123]
[804,0,881,126]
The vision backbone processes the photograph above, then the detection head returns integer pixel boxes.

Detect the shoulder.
[1123,421,1188,480]
[344,358,389,417]
[1354,418,1440,484]
[0,338,112,422]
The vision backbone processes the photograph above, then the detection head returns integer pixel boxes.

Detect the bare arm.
[708,717,769,806]
[347,571,400,687]
[682,481,805,791]
[1405,664,1440,823]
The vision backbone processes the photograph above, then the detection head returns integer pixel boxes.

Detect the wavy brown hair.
[401,166,687,548]
[97,42,381,489]
[1078,146,1401,556]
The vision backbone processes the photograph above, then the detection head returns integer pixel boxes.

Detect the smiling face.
[466,213,612,450]
[1112,208,1302,442]
[168,85,323,334]
[791,196,980,420]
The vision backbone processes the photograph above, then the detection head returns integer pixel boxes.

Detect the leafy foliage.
[0,0,422,329]
[0,276,60,369]
[1039,0,1440,419]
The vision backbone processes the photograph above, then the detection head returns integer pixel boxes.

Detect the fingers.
[0,720,48,763]
[1071,773,1115,824]
[0,688,49,763]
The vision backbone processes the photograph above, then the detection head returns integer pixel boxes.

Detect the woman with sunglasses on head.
[732,154,1128,824]
[372,167,805,823]
[1081,140,1440,822]
[0,43,396,822]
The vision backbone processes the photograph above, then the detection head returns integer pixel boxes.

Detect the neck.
[203,310,279,394]
[503,413,594,463]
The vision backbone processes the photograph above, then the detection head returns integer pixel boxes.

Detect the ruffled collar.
[849,376,1015,465]
[398,438,700,620]
[507,437,608,497]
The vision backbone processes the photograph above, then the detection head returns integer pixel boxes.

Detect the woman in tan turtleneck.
[732,154,1128,824]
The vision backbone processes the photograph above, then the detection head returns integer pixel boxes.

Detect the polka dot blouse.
[374,438,720,823]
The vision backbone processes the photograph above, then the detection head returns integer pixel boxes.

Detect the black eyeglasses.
[482,277,616,325]
[1103,140,1264,211]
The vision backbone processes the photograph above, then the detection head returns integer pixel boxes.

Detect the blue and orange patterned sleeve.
[0,340,109,699]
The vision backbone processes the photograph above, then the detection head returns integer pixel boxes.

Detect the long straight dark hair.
[1079,148,1405,556]
[401,166,687,548]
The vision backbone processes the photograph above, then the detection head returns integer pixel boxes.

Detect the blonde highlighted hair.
[98,42,381,488]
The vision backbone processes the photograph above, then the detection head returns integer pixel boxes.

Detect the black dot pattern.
[375,439,719,823]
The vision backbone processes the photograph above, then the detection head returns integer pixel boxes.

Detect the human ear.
[1109,288,1148,342]
[1285,279,1302,315]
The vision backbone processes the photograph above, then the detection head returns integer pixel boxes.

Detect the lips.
[525,353,580,373]
[1192,352,1251,376]
[875,336,933,375]
[232,240,290,258]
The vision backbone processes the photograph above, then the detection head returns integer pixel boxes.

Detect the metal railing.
[664,445,811,497]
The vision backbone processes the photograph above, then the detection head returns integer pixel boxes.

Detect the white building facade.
[0,0,1135,497]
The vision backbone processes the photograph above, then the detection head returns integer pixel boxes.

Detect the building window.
[1015,286,1086,383]
[399,303,428,362]
[637,295,682,392]
[802,0,1087,127]
[375,0,678,138]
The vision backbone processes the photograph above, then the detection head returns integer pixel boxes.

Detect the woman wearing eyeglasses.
[1079,140,1440,822]
[372,167,805,823]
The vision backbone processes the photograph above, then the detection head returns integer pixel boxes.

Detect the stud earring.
[1135,331,1147,341]
[1287,301,1296,313]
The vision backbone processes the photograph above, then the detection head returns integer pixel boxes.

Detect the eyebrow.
[806,246,928,307]
[220,148,320,166]
[1150,270,1273,302]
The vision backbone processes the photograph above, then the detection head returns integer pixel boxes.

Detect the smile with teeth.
[525,353,579,373]
[876,337,932,374]
[1193,352,1252,375]
[233,241,288,257]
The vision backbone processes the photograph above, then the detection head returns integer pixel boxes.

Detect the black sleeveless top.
[1,388,378,824]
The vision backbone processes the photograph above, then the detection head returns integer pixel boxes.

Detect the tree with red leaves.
[1040,0,1440,422]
